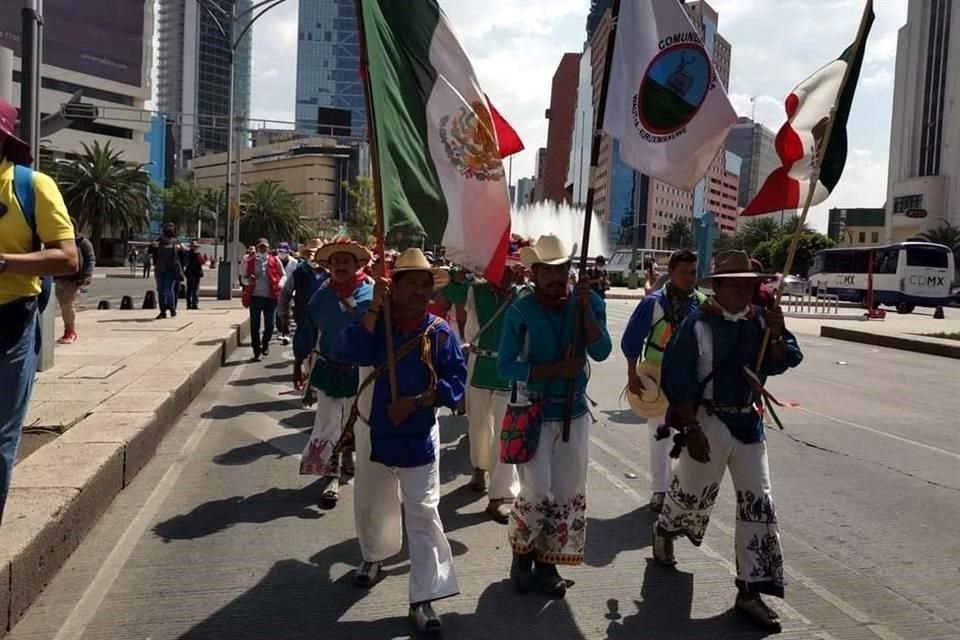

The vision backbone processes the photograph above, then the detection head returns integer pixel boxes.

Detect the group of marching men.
[283,233,802,635]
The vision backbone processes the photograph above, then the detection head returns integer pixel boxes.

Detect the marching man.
[333,248,465,635]
[620,249,704,512]
[497,234,611,598]
[653,251,803,632]
[294,238,373,508]
[462,258,524,523]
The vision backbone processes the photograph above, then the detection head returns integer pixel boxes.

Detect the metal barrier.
[782,292,840,315]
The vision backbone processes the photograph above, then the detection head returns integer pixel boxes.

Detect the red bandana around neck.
[533,285,569,313]
[395,311,429,334]
[331,273,367,300]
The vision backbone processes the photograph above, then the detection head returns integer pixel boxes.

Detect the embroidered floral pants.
[656,412,785,597]
[509,415,590,565]
[299,391,348,478]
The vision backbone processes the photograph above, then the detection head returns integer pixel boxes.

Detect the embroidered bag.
[500,328,542,464]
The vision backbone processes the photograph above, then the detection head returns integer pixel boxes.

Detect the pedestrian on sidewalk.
[128,247,139,275]
[652,250,803,633]
[0,98,78,523]
[151,224,181,319]
[141,248,152,279]
[242,238,282,361]
[585,254,610,299]
[278,239,329,341]
[497,234,612,598]
[54,220,96,344]
[333,249,464,635]
[620,249,704,512]
[184,241,205,310]
[275,241,298,346]
[462,259,524,524]
[294,238,373,508]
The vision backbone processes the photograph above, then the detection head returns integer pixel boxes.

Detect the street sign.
[905,208,927,219]
[60,102,98,120]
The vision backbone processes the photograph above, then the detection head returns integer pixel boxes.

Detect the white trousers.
[299,391,348,478]
[466,386,520,501]
[648,413,673,494]
[354,421,460,605]
[656,412,785,597]
[509,414,590,565]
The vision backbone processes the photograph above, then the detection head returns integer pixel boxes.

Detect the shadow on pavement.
[279,409,315,431]
[469,579,589,639]
[202,399,300,419]
[153,483,325,542]
[230,373,293,387]
[439,484,490,534]
[212,432,306,466]
[603,560,776,639]
[601,409,647,425]
[585,507,657,568]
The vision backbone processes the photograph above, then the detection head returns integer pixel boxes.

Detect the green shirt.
[444,278,470,306]
[468,283,516,391]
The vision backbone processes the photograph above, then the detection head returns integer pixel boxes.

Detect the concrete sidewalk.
[0,302,250,634]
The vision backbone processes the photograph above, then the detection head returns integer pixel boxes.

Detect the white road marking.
[52,359,250,640]
[590,434,906,640]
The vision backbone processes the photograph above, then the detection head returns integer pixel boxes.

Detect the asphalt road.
[8,302,960,640]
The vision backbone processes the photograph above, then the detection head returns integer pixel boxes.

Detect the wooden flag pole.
[754,0,873,375]
[355,0,398,401]
[561,0,621,443]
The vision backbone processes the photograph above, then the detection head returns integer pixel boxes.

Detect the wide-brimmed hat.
[299,238,323,259]
[699,250,777,288]
[520,234,574,269]
[626,361,669,418]
[0,99,32,165]
[391,248,450,291]
[315,236,372,264]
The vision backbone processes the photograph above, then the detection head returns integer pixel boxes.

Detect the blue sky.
[245,0,908,231]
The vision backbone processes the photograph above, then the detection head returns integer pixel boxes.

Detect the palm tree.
[739,217,782,254]
[162,180,207,234]
[239,180,311,246]
[782,213,814,235]
[58,141,153,250]
[664,218,695,249]
[919,222,960,273]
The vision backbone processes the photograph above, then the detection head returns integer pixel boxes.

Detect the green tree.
[238,180,310,246]
[162,181,207,234]
[344,176,377,245]
[782,213,814,235]
[738,217,781,255]
[918,222,960,270]
[754,232,835,277]
[665,218,695,249]
[713,232,738,253]
[58,141,153,249]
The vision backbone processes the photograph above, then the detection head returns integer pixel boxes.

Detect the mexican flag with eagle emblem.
[358,0,523,282]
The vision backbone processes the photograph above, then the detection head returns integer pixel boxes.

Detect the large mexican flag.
[359,0,522,282]
[742,0,874,216]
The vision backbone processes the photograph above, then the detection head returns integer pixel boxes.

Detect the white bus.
[808,241,955,314]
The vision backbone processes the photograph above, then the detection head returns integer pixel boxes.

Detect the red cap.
[0,99,33,165]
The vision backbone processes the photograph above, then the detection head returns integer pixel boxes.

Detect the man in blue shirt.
[333,248,465,635]
[497,234,612,598]
[293,238,373,508]
[653,251,803,632]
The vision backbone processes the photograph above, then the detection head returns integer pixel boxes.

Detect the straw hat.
[519,234,574,269]
[626,361,669,418]
[299,238,324,259]
[392,248,450,291]
[699,250,777,288]
[314,236,372,264]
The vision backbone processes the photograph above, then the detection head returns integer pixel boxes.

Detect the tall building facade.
[515,177,536,207]
[726,116,778,209]
[885,0,959,241]
[1,0,154,164]
[567,45,594,206]
[295,0,365,138]
[542,53,580,204]
[157,0,253,165]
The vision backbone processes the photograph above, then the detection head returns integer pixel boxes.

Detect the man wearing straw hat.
[497,234,612,598]
[278,238,328,336]
[332,248,465,634]
[461,251,526,523]
[621,249,704,513]
[652,250,803,632]
[294,237,373,508]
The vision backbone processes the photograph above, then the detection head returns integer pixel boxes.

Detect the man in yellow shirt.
[0,99,78,523]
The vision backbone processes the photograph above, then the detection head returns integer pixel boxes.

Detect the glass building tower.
[295,0,366,138]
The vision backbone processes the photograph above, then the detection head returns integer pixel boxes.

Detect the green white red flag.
[358,0,522,281]
[742,0,874,216]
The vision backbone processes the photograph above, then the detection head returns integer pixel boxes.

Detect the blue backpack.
[12,164,52,313]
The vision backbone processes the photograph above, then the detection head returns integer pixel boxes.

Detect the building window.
[858,231,866,243]
[893,194,923,213]
[871,232,879,243]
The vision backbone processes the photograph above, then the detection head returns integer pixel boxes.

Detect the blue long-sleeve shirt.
[661,305,803,443]
[333,314,466,467]
[293,278,373,362]
[497,291,612,422]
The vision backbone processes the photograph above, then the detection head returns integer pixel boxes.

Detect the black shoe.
[354,561,382,588]
[155,311,167,320]
[170,309,177,317]
[510,551,534,593]
[534,561,567,598]
[735,592,783,633]
[252,353,262,362]
[262,346,270,357]
[409,602,442,635]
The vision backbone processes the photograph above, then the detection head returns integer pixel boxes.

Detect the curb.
[820,326,960,359]
[0,317,251,636]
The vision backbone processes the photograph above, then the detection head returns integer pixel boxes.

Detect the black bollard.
[934,306,945,319]
[120,295,134,310]
[142,290,157,309]
[97,300,111,310]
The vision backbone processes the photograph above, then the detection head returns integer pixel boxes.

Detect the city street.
[7,301,959,640]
